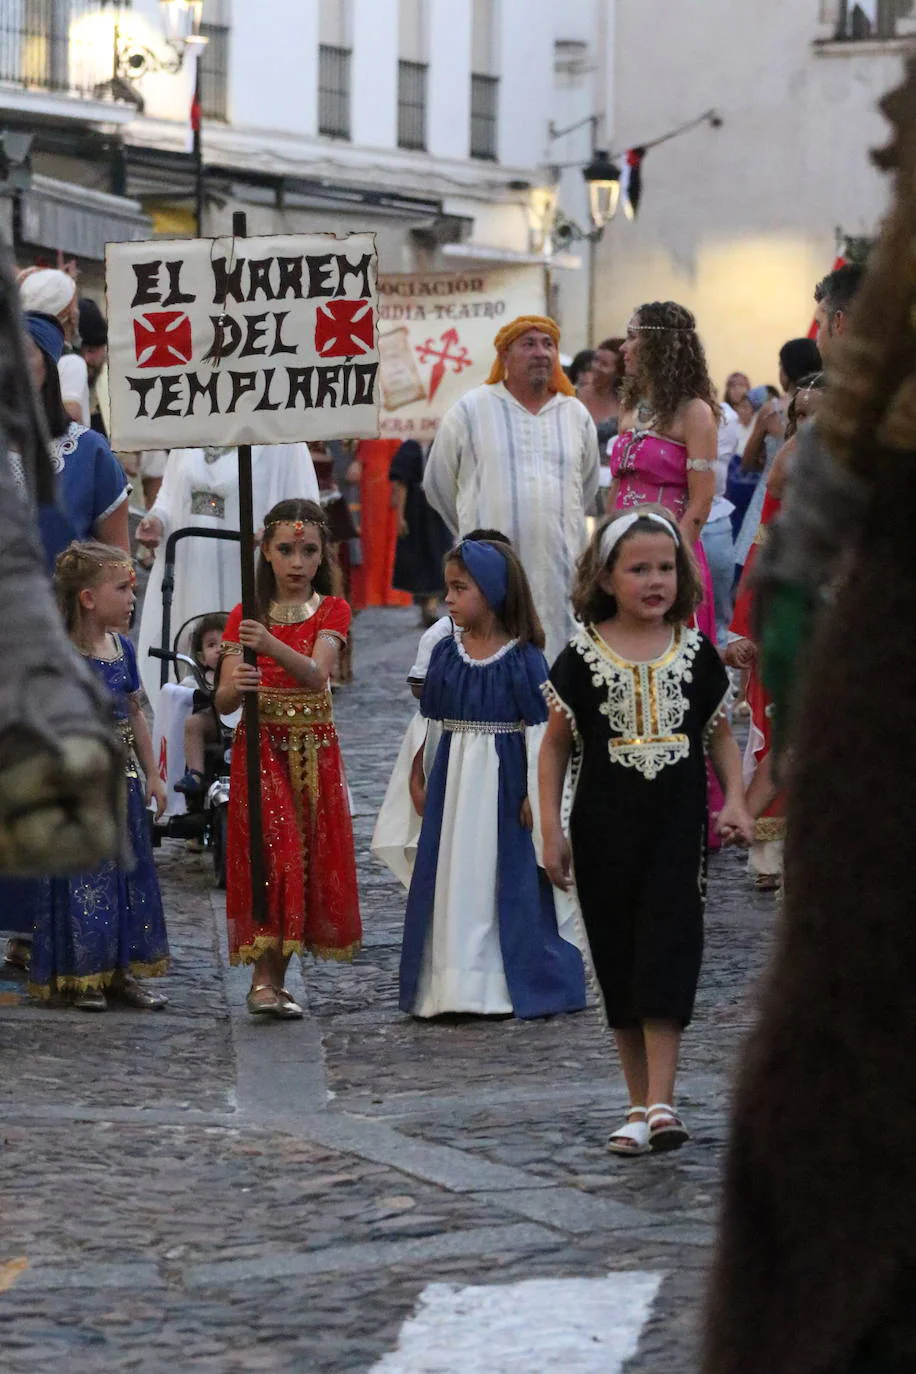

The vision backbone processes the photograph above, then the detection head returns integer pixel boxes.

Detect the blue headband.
[25,312,65,365]
[458,539,509,613]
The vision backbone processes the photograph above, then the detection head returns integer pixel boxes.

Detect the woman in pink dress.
[609,300,719,642]
[610,301,722,835]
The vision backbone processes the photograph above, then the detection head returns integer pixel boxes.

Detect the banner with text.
[377,265,545,441]
[106,232,379,451]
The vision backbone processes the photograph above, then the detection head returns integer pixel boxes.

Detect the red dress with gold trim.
[222,597,361,964]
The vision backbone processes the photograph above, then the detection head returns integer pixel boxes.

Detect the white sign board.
[376,265,546,441]
[106,232,379,451]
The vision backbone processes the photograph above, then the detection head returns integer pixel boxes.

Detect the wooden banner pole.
[232,209,268,929]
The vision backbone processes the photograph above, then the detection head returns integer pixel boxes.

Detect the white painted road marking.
[370,1272,664,1373]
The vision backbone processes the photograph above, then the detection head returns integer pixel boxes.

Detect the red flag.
[189,56,202,154]
[621,148,646,220]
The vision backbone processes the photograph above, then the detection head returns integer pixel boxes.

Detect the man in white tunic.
[135,444,318,710]
[423,315,599,663]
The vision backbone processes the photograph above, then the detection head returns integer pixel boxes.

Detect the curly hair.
[572,504,703,626]
[620,301,719,429]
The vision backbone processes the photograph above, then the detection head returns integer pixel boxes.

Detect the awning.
[19,174,151,261]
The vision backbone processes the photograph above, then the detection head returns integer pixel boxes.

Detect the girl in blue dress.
[400,538,587,1019]
[28,542,170,1011]
[0,312,130,968]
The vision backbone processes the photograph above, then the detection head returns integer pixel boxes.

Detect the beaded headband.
[631,324,694,332]
[98,560,137,585]
[64,552,136,584]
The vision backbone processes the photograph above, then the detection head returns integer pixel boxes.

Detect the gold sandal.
[246,983,280,1016]
[273,988,304,1020]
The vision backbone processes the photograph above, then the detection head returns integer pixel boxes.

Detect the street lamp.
[583,151,621,231]
[104,0,206,93]
[93,1,209,234]
[159,1,207,54]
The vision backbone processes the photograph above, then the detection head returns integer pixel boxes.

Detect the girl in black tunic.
[539,505,752,1156]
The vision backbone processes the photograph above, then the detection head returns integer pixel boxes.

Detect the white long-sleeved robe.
[137,444,318,710]
[423,383,599,665]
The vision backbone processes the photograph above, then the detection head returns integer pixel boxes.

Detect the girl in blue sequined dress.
[399,538,587,1019]
[29,542,170,1011]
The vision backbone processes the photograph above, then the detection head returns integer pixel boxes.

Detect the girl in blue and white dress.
[399,538,587,1019]
[371,528,510,889]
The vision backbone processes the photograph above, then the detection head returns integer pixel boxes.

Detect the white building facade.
[0,0,586,309]
[589,0,912,386]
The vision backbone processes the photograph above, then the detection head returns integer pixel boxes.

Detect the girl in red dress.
[216,498,361,1019]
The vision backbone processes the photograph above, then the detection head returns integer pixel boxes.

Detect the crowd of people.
[0,254,862,1158]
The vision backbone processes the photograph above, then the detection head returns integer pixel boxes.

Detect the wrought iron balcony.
[0,0,123,99]
[0,1,228,120]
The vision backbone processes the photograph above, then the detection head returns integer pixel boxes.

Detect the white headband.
[599,511,680,565]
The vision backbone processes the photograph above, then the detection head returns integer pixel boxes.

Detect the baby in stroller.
[174,612,228,796]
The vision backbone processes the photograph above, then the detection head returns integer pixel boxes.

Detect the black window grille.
[0,0,128,95]
[319,43,350,138]
[834,0,913,38]
[398,59,427,151]
[470,72,498,160]
[199,20,229,121]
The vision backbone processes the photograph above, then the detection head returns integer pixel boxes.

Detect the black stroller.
[147,527,239,888]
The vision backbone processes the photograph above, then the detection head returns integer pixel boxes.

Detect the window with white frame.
[470,0,498,160]
[319,0,351,139]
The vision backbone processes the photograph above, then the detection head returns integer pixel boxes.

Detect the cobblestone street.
[0,607,777,1372]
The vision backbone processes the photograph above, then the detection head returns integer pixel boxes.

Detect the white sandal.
[647,1103,690,1152]
[607,1106,651,1156]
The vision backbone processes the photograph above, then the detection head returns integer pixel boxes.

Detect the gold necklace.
[268,592,321,625]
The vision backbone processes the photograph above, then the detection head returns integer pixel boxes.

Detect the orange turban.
[485,315,576,397]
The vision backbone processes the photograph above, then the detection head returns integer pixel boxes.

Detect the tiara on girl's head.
[632,324,693,332]
[64,548,136,582]
[264,516,326,535]
[95,560,136,584]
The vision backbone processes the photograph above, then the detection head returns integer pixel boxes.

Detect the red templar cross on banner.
[314,300,375,359]
[415,328,472,401]
[133,311,194,369]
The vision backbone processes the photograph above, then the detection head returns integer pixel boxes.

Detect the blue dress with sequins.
[29,635,170,997]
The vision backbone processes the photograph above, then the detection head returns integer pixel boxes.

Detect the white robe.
[371,616,453,888]
[423,383,600,665]
[137,444,318,710]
